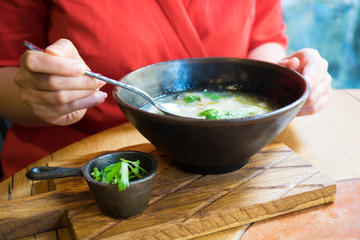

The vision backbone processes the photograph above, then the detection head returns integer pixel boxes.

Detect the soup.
[142,89,278,119]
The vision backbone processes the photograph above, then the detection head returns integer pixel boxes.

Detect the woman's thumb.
[277,57,300,71]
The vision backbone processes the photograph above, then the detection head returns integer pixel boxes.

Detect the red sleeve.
[0,0,49,66]
[249,0,288,51]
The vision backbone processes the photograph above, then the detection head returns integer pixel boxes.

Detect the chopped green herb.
[106,162,121,183]
[198,109,222,119]
[223,110,256,118]
[202,90,225,101]
[199,109,258,119]
[118,161,129,191]
[183,95,201,103]
[92,167,102,181]
[91,158,148,191]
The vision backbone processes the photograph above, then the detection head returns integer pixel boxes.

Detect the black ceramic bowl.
[113,58,309,174]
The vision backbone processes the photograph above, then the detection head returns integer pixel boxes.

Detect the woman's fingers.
[278,48,332,116]
[21,88,106,106]
[278,57,300,71]
[16,69,102,91]
[19,39,106,90]
[22,50,86,76]
[15,38,108,126]
[50,110,88,126]
[30,72,102,90]
[298,86,332,116]
[299,50,332,114]
[30,91,108,125]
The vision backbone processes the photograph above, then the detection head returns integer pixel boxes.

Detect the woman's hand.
[278,48,332,116]
[15,39,107,126]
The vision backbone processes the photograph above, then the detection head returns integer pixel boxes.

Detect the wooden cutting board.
[0,141,336,240]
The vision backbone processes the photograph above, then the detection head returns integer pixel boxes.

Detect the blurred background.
[283,0,360,89]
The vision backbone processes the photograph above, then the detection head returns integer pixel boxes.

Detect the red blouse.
[0,0,288,180]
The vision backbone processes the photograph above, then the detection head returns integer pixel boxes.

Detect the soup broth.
[141,90,278,119]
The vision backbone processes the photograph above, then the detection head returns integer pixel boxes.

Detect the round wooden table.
[1,89,359,239]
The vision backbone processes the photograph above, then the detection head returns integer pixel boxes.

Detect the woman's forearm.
[247,42,287,63]
[0,67,48,126]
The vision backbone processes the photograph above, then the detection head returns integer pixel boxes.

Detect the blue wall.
[283,0,360,89]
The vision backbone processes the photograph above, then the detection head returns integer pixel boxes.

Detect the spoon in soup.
[23,40,196,118]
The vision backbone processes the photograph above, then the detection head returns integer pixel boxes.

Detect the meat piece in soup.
[141,89,278,119]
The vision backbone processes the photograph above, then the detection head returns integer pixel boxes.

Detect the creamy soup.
[141,89,278,119]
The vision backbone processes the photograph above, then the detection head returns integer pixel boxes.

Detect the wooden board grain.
[239,179,360,240]
[0,141,336,240]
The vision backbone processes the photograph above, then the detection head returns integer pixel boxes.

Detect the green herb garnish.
[198,109,222,119]
[202,90,225,101]
[91,158,148,191]
[183,95,201,103]
[223,110,256,118]
[199,109,257,119]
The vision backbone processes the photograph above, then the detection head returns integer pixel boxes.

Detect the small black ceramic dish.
[26,151,158,219]
[113,57,309,174]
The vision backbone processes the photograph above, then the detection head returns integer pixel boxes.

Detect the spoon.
[23,40,190,118]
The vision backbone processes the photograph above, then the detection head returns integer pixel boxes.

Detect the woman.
[0,0,332,180]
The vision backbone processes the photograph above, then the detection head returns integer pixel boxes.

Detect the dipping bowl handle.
[26,167,83,180]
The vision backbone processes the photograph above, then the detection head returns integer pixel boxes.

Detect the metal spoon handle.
[23,40,168,114]
[83,70,159,108]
